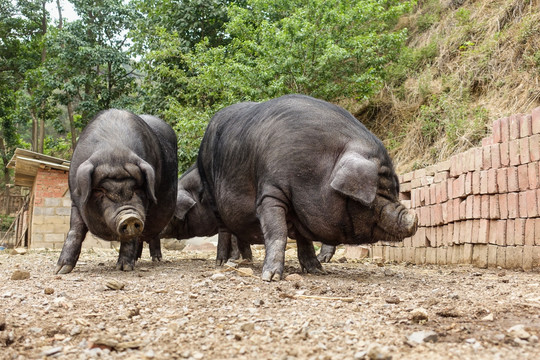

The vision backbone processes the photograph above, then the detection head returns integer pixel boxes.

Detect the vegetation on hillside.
[1,0,539,193]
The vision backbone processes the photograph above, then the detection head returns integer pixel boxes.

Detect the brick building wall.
[370,107,540,270]
[30,168,115,249]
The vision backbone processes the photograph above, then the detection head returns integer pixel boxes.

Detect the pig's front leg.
[258,197,288,282]
[116,239,138,271]
[216,231,232,265]
[148,236,162,262]
[55,205,88,274]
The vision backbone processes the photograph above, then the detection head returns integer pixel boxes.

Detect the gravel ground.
[1,246,539,360]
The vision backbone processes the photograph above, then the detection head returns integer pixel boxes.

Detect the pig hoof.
[55,264,74,274]
[317,253,332,263]
[151,256,162,262]
[261,271,281,282]
[115,262,135,271]
[215,259,226,266]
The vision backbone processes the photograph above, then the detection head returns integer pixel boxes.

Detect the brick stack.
[370,107,540,270]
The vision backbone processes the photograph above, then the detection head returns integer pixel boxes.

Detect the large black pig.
[197,94,417,281]
[55,110,178,274]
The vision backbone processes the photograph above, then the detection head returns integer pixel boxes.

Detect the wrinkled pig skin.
[159,165,251,265]
[55,110,178,274]
[197,94,417,281]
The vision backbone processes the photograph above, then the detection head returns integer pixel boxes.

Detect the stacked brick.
[371,107,540,270]
[31,168,115,250]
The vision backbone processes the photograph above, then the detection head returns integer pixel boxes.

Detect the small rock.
[465,338,476,344]
[44,288,54,295]
[90,338,118,350]
[240,322,255,332]
[529,335,539,343]
[385,296,400,304]
[11,270,30,280]
[253,299,264,307]
[237,267,254,277]
[189,293,198,299]
[366,342,392,360]
[41,346,63,357]
[144,349,155,359]
[481,313,494,321]
[10,248,27,255]
[383,269,395,277]
[507,324,531,340]
[494,333,506,342]
[70,326,81,336]
[0,316,6,331]
[211,273,226,281]
[285,274,303,281]
[407,330,438,345]
[104,279,125,290]
[224,260,238,268]
[354,351,367,360]
[410,308,428,323]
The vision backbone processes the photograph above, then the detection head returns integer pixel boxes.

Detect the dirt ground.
[1,245,539,360]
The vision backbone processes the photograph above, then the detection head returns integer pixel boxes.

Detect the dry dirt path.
[1,247,539,359]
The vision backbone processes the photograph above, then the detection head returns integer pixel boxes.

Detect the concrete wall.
[370,107,540,270]
[30,168,115,250]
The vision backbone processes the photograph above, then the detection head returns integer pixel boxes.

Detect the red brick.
[499,194,508,219]
[482,145,491,170]
[530,134,540,162]
[473,194,482,218]
[536,219,540,245]
[479,170,488,194]
[464,172,472,196]
[465,195,474,219]
[492,119,502,143]
[490,144,501,169]
[500,141,510,167]
[447,179,453,200]
[506,220,515,245]
[472,171,481,194]
[528,162,539,189]
[429,185,437,205]
[453,221,461,244]
[520,137,531,164]
[507,167,519,192]
[517,164,529,191]
[496,220,507,246]
[488,221,498,244]
[436,182,448,203]
[449,155,459,177]
[533,107,540,134]
[481,195,490,218]
[459,198,467,220]
[518,191,528,218]
[514,218,526,246]
[433,204,443,225]
[470,220,479,244]
[496,168,508,193]
[500,116,510,141]
[442,201,449,224]
[466,149,476,172]
[478,219,490,243]
[509,139,521,166]
[434,171,449,183]
[474,148,483,171]
[482,137,493,147]
[520,114,532,138]
[487,168,498,194]
[420,206,431,226]
[507,193,518,219]
[489,195,500,219]
[525,189,539,217]
[453,198,461,222]
[525,219,536,246]
[453,175,466,198]
[509,114,521,140]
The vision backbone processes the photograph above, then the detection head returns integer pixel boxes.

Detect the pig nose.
[117,215,144,237]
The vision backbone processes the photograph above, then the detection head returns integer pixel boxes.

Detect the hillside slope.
[358,0,540,173]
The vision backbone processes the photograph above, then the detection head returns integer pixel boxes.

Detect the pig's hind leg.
[148,237,162,262]
[295,236,326,275]
[317,244,336,263]
[55,205,88,274]
[257,196,288,282]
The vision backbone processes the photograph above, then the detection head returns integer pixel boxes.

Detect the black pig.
[55,110,177,274]
[197,95,417,281]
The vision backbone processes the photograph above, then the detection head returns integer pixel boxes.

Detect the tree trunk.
[67,101,77,152]
[31,110,38,152]
[56,0,63,29]
[41,0,47,62]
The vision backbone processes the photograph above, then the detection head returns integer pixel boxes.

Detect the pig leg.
[296,237,326,275]
[148,237,162,262]
[258,198,288,282]
[237,237,253,261]
[216,231,232,265]
[116,239,138,271]
[317,244,336,263]
[55,205,88,274]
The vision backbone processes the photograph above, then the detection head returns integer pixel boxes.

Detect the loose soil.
[1,246,539,360]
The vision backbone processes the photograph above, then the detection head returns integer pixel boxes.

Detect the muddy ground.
[1,245,539,360]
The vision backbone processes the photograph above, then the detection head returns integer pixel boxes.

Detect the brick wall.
[30,168,115,250]
[370,107,540,270]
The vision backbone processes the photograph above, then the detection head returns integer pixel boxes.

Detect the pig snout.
[375,199,418,240]
[116,212,144,239]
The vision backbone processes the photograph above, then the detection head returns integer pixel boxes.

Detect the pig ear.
[74,160,95,204]
[175,190,196,220]
[330,153,379,206]
[138,159,158,204]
